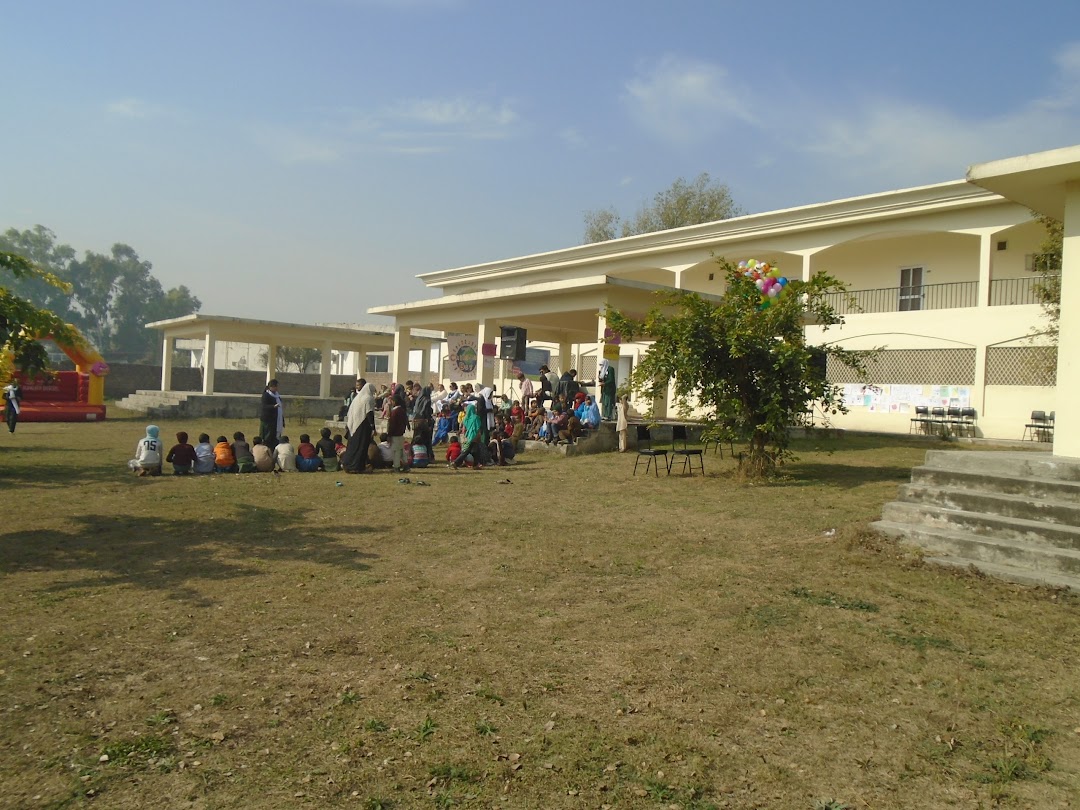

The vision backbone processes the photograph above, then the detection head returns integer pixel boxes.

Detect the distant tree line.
[0,225,201,362]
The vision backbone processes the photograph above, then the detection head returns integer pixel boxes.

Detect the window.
[899,266,924,311]
[365,354,389,373]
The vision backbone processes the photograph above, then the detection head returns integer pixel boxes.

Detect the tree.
[1030,214,1063,343]
[583,173,743,243]
[1,251,82,380]
[606,258,866,481]
[0,226,77,321]
[1,227,201,362]
[257,346,323,373]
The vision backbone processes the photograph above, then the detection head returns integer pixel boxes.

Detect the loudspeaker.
[499,326,527,361]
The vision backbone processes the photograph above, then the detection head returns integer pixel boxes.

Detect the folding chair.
[909,405,930,434]
[1023,410,1049,442]
[668,425,704,476]
[633,425,668,476]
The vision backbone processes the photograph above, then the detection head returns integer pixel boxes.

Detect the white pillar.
[203,330,216,395]
[319,341,333,398]
[478,319,496,388]
[557,339,574,378]
[356,348,368,379]
[266,344,278,384]
[977,231,993,308]
[393,326,411,385]
[1053,182,1080,457]
[420,340,431,384]
[160,335,174,392]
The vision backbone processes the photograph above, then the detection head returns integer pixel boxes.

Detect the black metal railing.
[824,281,978,315]
[989,276,1050,306]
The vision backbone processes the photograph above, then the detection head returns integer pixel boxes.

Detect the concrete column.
[1053,182,1080,457]
[420,340,431,384]
[356,349,368,379]
[477,318,496,388]
[393,326,411,385]
[557,339,573,376]
[266,344,278,384]
[203,330,216,395]
[319,341,333,398]
[160,335,174,392]
[596,312,608,400]
[977,232,993,308]
[801,253,812,282]
[973,344,988,420]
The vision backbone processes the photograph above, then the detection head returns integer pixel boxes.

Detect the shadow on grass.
[779,462,915,489]
[0,504,378,606]
[0,458,134,491]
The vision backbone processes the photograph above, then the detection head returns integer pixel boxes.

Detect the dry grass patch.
[0,413,1077,808]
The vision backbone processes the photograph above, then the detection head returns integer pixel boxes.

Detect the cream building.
[371,147,1080,447]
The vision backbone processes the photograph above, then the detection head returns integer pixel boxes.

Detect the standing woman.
[260,379,284,450]
[3,379,22,434]
[452,402,484,470]
[342,379,375,473]
[599,359,617,422]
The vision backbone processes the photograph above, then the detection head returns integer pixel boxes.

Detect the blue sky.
[3,0,1079,323]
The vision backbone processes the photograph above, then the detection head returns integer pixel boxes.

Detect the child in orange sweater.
[213,435,237,473]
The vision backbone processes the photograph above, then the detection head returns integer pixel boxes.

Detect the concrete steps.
[116,390,192,417]
[872,450,1080,591]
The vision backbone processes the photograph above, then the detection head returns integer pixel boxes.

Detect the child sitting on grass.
[274,435,296,472]
[194,433,215,475]
[213,435,237,473]
[445,434,462,467]
[128,424,163,477]
[252,436,274,472]
[165,431,197,475]
[232,431,256,473]
[295,433,322,472]
[316,427,339,472]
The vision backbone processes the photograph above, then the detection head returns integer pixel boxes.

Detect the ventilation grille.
[827,349,976,385]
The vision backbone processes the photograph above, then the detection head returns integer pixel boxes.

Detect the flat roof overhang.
[145,314,437,351]
[368,276,723,343]
[967,145,1080,219]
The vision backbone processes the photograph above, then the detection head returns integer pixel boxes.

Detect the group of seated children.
[129,424,349,476]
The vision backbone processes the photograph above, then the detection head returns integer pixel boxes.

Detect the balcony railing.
[823,277,1054,315]
[825,281,978,315]
[989,276,1049,306]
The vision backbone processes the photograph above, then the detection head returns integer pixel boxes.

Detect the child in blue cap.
[128,424,163,476]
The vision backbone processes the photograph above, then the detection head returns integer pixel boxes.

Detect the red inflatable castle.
[10,335,108,422]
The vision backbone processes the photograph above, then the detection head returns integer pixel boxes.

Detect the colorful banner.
[447,333,478,382]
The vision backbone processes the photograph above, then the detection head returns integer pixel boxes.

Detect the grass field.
[1,409,1077,809]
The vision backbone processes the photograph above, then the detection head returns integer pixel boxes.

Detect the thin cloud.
[799,41,1080,188]
[250,126,342,164]
[558,126,586,148]
[105,98,176,120]
[383,96,518,138]
[622,55,758,145]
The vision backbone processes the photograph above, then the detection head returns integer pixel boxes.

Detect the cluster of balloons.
[738,259,790,310]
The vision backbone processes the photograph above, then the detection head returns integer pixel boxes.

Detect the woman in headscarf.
[452,402,485,470]
[598,359,617,421]
[341,379,376,473]
[474,385,495,445]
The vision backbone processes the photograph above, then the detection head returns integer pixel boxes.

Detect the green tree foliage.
[583,173,743,243]
[257,346,323,373]
[0,226,201,361]
[1,251,82,379]
[1030,214,1062,343]
[607,259,866,480]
